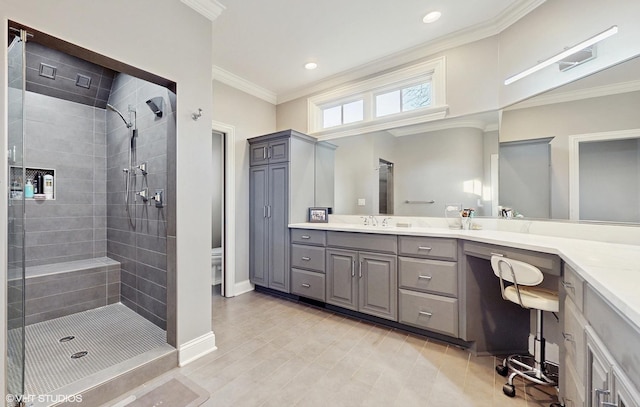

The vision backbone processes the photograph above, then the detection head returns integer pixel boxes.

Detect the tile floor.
[108,289,559,407]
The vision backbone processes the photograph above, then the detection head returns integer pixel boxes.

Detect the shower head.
[106,103,133,128]
[145,97,164,118]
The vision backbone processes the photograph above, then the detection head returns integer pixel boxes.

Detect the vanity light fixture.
[504,25,618,85]
[423,11,442,24]
[305,62,318,70]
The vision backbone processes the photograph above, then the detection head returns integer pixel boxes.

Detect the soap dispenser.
[25,178,34,198]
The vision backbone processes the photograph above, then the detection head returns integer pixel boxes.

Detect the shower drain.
[59,336,75,343]
[70,351,88,359]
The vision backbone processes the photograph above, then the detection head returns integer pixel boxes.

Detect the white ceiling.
[211,0,545,103]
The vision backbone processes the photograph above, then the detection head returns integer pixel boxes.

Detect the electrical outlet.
[357,198,366,206]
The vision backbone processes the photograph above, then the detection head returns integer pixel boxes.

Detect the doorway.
[378,159,394,214]
[211,130,224,296]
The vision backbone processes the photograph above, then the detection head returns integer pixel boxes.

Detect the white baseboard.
[178,331,217,366]
[234,279,254,296]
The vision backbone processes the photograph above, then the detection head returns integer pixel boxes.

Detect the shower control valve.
[151,189,164,208]
[136,188,149,203]
[134,162,148,176]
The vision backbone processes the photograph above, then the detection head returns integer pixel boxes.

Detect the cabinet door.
[250,142,270,166]
[268,138,289,164]
[358,252,397,321]
[326,249,357,310]
[612,366,640,407]
[587,327,613,407]
[268,163,289,292]
[249,166,268,286]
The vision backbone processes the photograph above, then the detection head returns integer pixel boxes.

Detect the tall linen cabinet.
[249,130,322,293]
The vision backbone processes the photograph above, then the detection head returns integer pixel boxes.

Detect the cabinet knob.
[562,332,574,342]
[562,281,575,291]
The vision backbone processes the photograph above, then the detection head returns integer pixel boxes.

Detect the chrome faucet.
[382,217,392,227]
[369,215,378,227]
[361,216,369,226]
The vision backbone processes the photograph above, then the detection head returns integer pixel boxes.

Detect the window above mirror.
[309,57,447,140]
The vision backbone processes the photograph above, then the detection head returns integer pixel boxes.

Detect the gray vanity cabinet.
[249,130,318,293]
[249,138,289,166]
[558,264,640,407]
[326,249,397,321]
[250,163,289,291]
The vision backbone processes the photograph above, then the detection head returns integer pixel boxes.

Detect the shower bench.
[8,257,121,327]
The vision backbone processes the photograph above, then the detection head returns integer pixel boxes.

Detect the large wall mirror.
[331,54,640,224]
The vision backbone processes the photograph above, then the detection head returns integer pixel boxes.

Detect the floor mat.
[117,375,209,407]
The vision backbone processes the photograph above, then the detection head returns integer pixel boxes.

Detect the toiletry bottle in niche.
[25,178,34,198]
[35,172,44,195]
[44,174,54,199]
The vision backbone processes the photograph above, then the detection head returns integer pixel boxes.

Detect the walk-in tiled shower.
[7,26,176,401]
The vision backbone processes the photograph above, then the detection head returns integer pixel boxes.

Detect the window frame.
[308,56,447,140]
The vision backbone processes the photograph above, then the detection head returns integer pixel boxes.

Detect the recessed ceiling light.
[423,11,442,24]
[305,62,318,70]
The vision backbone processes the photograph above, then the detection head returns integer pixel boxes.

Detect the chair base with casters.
[491,255,559,398]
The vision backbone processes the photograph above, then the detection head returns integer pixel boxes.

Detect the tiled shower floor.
[8,303,168,396]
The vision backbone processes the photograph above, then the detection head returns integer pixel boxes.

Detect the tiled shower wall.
[106,73,172,329]
[23,92,107,267]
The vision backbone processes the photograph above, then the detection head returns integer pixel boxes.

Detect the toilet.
[211,247,222,285]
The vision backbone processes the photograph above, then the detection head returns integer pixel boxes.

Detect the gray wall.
[107,73,173,329]
[23,91,107,267]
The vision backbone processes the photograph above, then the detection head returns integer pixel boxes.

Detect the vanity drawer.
[291,268,325,302]
[399,289,458,337]
[563,264,584,311]
[291,245,325,272]
[563,297,587,384]
[398,257,457,297]
[463,241,561,276]
[291,229,326,246]
[327,231,397,254]
[398,236,457,261]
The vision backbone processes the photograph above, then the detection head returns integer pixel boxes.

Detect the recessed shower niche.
[7,22,177,401]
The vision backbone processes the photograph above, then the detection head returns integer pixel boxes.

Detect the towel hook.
[192,108,202,121]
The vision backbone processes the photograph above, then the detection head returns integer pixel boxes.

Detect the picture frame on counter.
[308,207,328,223]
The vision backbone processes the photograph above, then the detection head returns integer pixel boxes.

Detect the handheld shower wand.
[106,103,133,128]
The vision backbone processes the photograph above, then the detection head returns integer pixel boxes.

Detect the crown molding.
[506,79,640,111]
[276,0,546,104]
[181,0,226,22]
[212,66,278,105]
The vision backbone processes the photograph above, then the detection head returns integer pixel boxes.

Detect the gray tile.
[136,247,166,271]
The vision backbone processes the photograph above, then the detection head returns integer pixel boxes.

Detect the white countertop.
[289,222,640,330]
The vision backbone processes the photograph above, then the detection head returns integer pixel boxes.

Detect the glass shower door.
[7,28,26,402]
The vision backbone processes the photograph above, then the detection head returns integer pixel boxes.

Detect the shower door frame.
[6,26,28,403]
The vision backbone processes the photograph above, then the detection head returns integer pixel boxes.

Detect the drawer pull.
[490,252,504,257]
[418,275,432,280]
[301,235,311,239]
[301,256,311,261]
[301,283,311,288]
[562,332,574,342]
[418,311,433,317]
[562,281,575,291]
[418,246,432,251]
